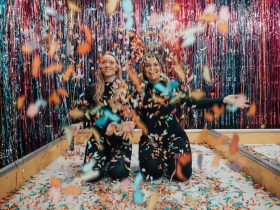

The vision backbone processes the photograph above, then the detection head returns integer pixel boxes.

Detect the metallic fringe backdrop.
[0,0,279,168]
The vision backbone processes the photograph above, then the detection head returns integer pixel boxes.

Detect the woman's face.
[143,57,162,84]
[100,54,119,79]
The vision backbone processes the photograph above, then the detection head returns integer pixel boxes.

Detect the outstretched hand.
[223,94,250,109]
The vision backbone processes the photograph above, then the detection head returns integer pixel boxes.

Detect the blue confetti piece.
[96,109,121,127]
[154,80,179,97]
[133,189,144,204]
[121,0,133,14]
[226,104,238,113]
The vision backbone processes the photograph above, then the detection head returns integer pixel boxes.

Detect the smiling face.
[100,54,119,81]
[143,56,162,84]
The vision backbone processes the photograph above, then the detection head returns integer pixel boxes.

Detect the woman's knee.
[108,163,129,180]
[140,159,163,180]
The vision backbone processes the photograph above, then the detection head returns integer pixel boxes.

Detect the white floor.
[1,144,280,209]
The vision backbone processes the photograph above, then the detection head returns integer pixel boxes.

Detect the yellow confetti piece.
[57,87,68,97]
[204,112,214,122]
[203,65,212,83]
[147,192,160,210]
[49,90,60,105]
[229,133,239,155]
[48,40,60,57]
[246,102,256,117]
[69,107,84,120]
[21,44,33,54]
[190,89,204,100]
[198,14,218,22]
[17,95,26,110]
[68,1,80,12]
[106,0,119,15]
[31,55,41,78]
[174,56,185,81]
[126,65,142,94]
[61,186,82,195]
[63,65,74,81]
[217,22,229,34]
[172,3,181,14]
[50,176,62,187]
[43,63,63,74]
[211,104,224,119]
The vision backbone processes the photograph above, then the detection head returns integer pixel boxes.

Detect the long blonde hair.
[94,52,122,103]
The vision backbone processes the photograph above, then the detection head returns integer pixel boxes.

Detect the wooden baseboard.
[0,137,68,200]
[204,130,280,199]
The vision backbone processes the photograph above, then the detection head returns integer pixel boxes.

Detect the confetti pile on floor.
[1,144,279,209]
[239,144,280,167]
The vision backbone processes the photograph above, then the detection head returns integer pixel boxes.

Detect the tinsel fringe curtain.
[0,0,279,168]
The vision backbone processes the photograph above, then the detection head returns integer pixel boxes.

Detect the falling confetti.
[68,1,80,12]
[50,176,62,188]
[229,133,239,155]
[247,102,256,117]
[203,65,212,83]
[49,90,60,105]
[106,0,119,15]
[26,103,39,118]
[211,104,225,119]
[61,186,83,195]
[43,63,63,74]
[204,112,214,122]
[69,107,85,120]
[17,95,26,110]
[63,65,74,81]
[31,55,40,78]
[58,87,69,97]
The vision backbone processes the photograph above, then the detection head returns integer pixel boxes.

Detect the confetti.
[204,112,214,122]
[176,153,192,181]
[68,1,80,12]
[26,103,39,118]
[69,107,84,120]
[57,87,69,97]
[218,5,230,22]
[154,80,179,97]
[48,40,60,57]
[147,192,160,210]
[77,43,91,56]
[43,63,63,74]
[21,43,33,54]
[198,4,217,23]
[96,109,121,127]
[31,55,40,78]
[126,64,142,94]
[247,102,256,117]
[45,7,57,16]
[63,65,74,81]
[229,133,239,155]
[173,56,185,81]
[203,65,212,83]
[217,22,229,34]
[61,186,82,195]
[82,159,96,173]
[190,89,204,100]
[50,176,62,187]
[49,90,60,105]
[17,95,26,110]
[211,104,225,119]
[106,0,119,15]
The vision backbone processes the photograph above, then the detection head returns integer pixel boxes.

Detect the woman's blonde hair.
[139,53,168,83]
[94,52,122,102]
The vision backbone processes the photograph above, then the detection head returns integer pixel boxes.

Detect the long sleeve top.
[131,80,224,135]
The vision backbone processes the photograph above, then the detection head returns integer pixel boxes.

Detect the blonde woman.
[74,52,133,182]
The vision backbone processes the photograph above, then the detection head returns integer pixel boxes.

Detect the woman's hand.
[105,122,119,136]
[120,121,135,140]
[223,94,250,109]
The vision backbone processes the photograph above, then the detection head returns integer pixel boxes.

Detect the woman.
[130,53,249,182]
[73,52,133,182]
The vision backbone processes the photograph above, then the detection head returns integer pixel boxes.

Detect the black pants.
[139,128,192,181]
[84,133,132,181]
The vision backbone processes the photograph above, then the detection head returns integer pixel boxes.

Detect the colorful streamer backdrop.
[0,0,279,168]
